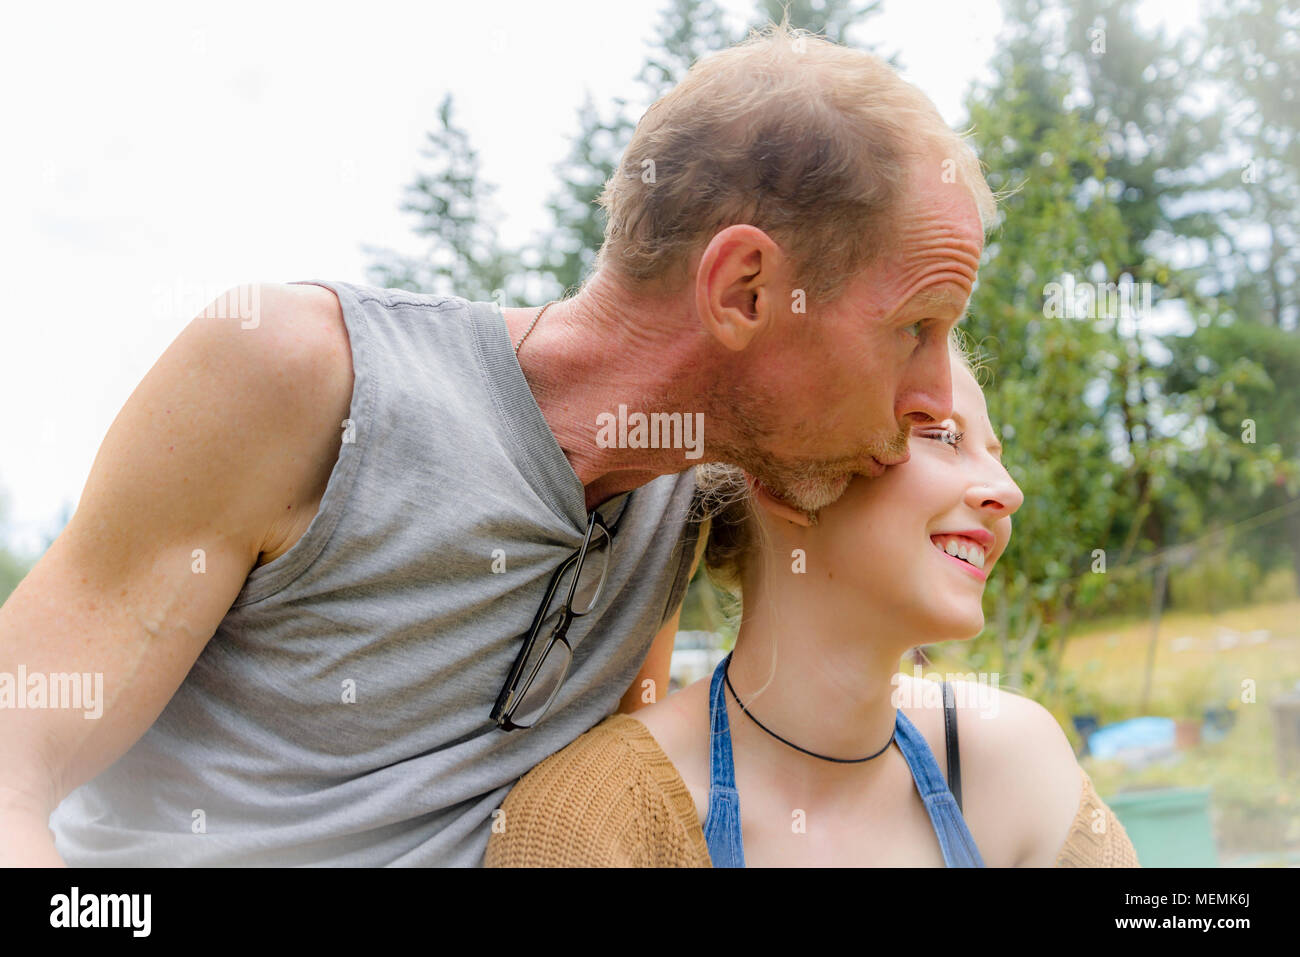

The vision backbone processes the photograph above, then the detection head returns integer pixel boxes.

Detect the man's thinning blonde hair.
[594,16,996,307]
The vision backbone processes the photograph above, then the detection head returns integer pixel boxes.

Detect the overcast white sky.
[0,0,1201,556]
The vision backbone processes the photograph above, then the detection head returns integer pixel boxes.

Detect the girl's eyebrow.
[949,410,1004,458]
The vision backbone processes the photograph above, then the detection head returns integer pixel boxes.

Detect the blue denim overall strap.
[702,653,984,868]
[702,652,746,867]
[893,709,985,867]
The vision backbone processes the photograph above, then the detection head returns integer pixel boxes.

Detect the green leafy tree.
[1061,0,1224,270]
[1053,0,1233,594]
[1202,0,1300,330]
[958,0,1297,706]
[0,550,26,606]
[1152,0,1300,590]
[1163,321,1300,583]
[0,490,35,606]
[960,0,1134,693]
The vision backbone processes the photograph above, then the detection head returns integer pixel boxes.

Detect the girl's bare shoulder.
[897,672,1084,865]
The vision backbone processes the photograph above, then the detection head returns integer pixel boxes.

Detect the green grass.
[1060,597,1300,720]
[930,597,1300,862]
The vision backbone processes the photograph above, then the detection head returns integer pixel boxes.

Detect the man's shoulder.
[205,283,355,563]
[137,281,355,506]
[215,282,354,387]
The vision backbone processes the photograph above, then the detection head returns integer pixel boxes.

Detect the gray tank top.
[49,279,699,866]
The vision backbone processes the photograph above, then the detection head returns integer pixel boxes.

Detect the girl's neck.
[723,609,913,801]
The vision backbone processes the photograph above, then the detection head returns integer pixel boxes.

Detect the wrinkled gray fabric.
[50,280,699,866]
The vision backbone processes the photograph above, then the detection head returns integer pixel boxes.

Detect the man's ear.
[694,226,780,352]
[747,474,814,527]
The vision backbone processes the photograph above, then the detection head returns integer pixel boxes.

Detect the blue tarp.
[1085,716,1176,759]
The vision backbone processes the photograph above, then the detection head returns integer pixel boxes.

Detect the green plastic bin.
[1106,787,1218,867]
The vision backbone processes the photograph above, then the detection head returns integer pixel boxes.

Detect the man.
[0,22,992,865]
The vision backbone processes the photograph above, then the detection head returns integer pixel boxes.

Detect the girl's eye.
[923,427,964,449]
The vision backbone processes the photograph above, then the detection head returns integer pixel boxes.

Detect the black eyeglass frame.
[490,510,614,731]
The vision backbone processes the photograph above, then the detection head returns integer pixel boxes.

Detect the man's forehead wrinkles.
[895,238,982,273]
[894,272,976,314]
[875,226,983,317]
[896,215,984,247]
[918,272,977,298]
[883,222,982,272]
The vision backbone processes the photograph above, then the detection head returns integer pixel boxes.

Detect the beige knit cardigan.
[485,713,1140,868]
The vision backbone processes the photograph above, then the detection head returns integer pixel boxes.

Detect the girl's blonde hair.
[595,15,996,308]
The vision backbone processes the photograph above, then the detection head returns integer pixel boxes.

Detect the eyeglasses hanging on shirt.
[490,496,627,730]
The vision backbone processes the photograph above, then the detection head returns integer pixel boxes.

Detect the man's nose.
[898,356,954,427]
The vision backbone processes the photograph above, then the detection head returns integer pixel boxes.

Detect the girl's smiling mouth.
[930,533,989,580]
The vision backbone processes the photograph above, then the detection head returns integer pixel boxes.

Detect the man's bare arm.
[0,282,354,865]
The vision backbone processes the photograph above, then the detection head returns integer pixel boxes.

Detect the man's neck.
[501,275,721,509]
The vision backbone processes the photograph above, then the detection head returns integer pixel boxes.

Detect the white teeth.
[932,535,987,570]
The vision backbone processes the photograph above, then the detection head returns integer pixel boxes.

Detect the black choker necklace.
[723,656,896,764]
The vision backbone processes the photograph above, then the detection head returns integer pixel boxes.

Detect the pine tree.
[363,93,521,302]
